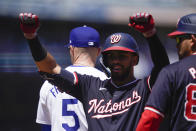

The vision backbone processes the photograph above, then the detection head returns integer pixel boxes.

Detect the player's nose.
[111,56,121,64]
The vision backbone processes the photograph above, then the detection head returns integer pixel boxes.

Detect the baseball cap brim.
[168,31,186,38]
[64,42,99,48]
[102,46,136,53]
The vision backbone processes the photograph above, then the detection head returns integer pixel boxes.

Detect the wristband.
[143,28,156,38]
[27,37,47,61]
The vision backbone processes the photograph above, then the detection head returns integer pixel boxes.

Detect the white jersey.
[36,65,108,131]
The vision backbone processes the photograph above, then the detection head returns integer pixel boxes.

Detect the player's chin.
[111,71,123,79]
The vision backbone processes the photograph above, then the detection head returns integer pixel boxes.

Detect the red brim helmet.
[102,33,139,54]
[102,33,139,67]
[168,13,196,38]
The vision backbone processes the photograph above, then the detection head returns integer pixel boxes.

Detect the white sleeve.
[36,81,52,125]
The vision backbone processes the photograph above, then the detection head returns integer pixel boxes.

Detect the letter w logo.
[110,34,121,44]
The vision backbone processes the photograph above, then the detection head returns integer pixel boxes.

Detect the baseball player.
[136,13,196,131]
[20,12,169,131]
[19,13,108,131]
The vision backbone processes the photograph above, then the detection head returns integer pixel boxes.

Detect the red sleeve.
[136,109,163,131]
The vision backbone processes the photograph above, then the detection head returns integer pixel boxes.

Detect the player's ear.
[97,48,101,56]
[69,45,74,57]
[132,54,139,66]
[69,45,74,49]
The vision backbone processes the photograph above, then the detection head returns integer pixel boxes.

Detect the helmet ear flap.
[135,54,139,65]
[99,55,111,77]
[102,54,108,67]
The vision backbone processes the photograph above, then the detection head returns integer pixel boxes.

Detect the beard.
[178,50,190,60]
[110,64,132,82]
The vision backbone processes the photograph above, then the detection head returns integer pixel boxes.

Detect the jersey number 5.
[185,83,196,121]
[62,99,80,130]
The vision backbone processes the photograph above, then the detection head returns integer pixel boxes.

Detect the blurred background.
[0,0,196,130]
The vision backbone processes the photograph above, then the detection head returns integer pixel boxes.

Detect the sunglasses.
[175,35,192,44]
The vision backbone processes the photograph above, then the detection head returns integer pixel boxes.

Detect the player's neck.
[112,77,136,87]
[73,59,95,67]
[111,72,136,86]
[73,53,96,67]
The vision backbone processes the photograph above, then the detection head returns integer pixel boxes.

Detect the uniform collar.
[110,79,139,89]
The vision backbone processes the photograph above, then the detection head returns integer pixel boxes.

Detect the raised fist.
[129,12,156,37]
[19,13,40,33]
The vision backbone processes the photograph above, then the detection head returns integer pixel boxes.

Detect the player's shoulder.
[181,54,196,65]
[157,62,179,78]
[157,57,194,80]
[38,80,55,101]
[41,80,54,89]
[178,54,196,64]
[164,54,196,72]
[39,81,54,94]
[164,62,178,70]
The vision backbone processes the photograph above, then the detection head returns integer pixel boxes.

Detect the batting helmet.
[168,13,196,37]
[102,32,139,67]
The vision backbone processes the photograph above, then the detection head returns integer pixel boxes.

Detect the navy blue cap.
[102,33,139,54]
[65,25,100,47]
[168,13,196,37]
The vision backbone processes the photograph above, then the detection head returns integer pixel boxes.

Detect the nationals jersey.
[39,34,169,131]
[36,66,108,131]
[45,70,152,131]
[144,54,196,131]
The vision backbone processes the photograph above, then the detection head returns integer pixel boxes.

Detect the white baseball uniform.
[36,65,108,131]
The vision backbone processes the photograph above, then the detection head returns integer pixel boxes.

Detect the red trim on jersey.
[144,106,164,118]
[73,72,78,85]
[136,109,163,131]
[147,76,152,92]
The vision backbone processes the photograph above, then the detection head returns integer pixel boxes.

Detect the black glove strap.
[27,37,47,61]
